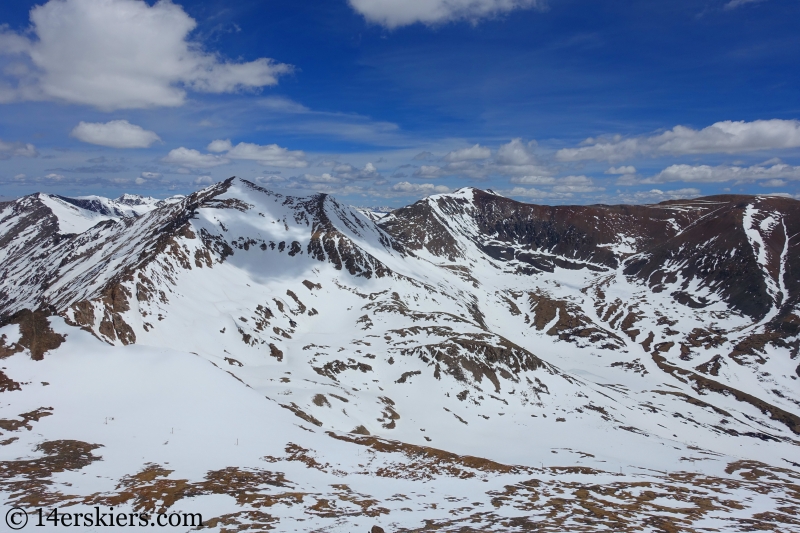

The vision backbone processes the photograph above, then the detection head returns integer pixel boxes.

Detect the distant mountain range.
[1,177,798,531]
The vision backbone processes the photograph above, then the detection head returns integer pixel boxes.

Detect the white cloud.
[303,160,384,185]
[496,138,535,166]
[606,165,636,175]
[549,175,603,193]
[165,140,306,170]
[491,138,550,177]
[220,141,307,168]
[348,0,545,28]
[616,188,702,204]
[644,162,800,184]
[235,158,386,197]
[556,120,800,162]
[391,181,451,194]
[70,120,160,148]
[194,176,213,185]
[503,175,603,199]
[140,171,161,180]
[162,147,230,169]
[414,165,445,178]
[552,184,603,193]
[333,163,355,173]
[277,176,367,196]
[511,175,595,188]
[207,139,233,153]
[386,139,551,183]
[654,120,800,154]
[301,173,341,184]
[556,137,637,163]
[510,175,555,185]
[0,0,292,110]
[413,158,492,180]
[503,186,564,199]
[0,139,37,159]
[0,29,30,56]
[444,144,491,162]
[760,179,786,187]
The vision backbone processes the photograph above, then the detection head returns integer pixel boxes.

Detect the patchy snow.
[38,194,117,234]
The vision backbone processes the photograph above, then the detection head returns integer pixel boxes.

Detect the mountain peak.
[115,193,159,205]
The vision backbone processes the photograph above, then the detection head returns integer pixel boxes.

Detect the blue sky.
[1,0,799,205]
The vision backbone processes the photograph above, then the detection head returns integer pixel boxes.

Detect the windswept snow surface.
[0,179,799,531]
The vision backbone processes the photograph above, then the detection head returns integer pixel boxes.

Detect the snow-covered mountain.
[1,177,798,531]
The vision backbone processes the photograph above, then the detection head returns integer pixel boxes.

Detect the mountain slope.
[1,179,799,531]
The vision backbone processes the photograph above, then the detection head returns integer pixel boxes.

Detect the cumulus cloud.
[140,171,161,180]
[556,120,800,162]
[414,165,446,178]
[207,139,233,153]
[348,0,545,28]
[403,139,549,181]
[492,138,550,176]
[0,0,292,110]
[333,162,381,181]
[655,120,800,154]
[391,181,451,195]
[70,120,160,148]
[0,139,38,159]
[162,147,230,169]
[496,138,536,166]
[224,142,307,168]
[444,144,491,162]
[163,140,306,170]
[644,162,800,184]
[204,139,307,168]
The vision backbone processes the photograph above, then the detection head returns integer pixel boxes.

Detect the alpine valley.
[1,177,799,532]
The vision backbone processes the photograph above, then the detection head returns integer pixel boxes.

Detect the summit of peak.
[115,193,160,206]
